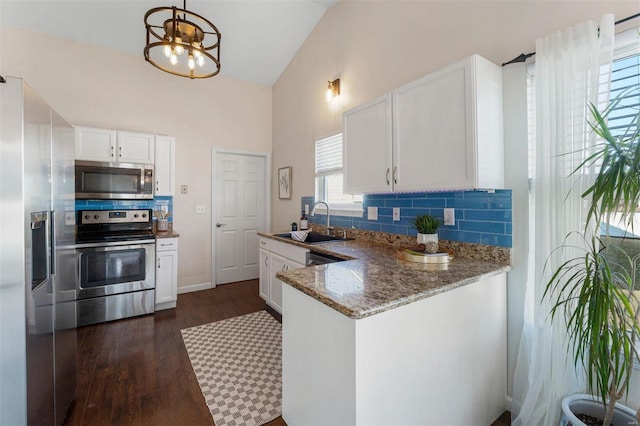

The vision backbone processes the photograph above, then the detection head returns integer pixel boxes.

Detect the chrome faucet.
[311,200,332,235]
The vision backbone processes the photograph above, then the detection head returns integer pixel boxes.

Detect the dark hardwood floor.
[64,279,285,426]
[63,278,509,426]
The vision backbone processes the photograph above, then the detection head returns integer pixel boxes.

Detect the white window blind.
[314,134,363,216]
[607,53,640,137]
[315,134,343,174]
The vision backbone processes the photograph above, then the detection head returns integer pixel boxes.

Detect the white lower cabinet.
[258,237,308,314]
[156,237,178,310]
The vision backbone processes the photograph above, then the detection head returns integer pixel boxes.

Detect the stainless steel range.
[73,209,155,326]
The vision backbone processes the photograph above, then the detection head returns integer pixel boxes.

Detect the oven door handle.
[77,252,84,291]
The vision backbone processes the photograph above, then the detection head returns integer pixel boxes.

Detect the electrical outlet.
[393,207,400,221]
[196,204,206,214]
[444,208,455,226]
[367,206,378,221]
[304,204,309,215]
[180,185,188,195]
[65,211,75,226]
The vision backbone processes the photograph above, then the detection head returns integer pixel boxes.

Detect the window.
[601,50,640,238]
[315,134,363,216]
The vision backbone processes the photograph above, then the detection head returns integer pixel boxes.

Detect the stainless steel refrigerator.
[0,76,77,425]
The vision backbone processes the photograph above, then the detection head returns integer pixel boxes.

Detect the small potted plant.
[410,213,441,254]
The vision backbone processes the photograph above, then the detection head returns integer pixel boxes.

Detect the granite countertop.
[262,232,511,319]
[154,223,180,238]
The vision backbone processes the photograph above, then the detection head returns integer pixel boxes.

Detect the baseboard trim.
[177,282,212,294]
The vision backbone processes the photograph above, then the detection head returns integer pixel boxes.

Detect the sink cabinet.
[258,237,308,314]
[343,54,503,193]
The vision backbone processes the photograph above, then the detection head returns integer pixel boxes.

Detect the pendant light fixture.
[144,1,221,79]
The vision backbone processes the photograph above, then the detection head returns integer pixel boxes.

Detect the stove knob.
[84,215,90,220]
[94,214,100,220]
[134,214,139,218]
[142,213,147,218]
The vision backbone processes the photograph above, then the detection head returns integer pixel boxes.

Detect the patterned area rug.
[181,310,282,426]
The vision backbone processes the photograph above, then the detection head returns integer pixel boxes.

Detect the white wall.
[0,25,272,291]
[272,0,640,406]
[272,0,640,231]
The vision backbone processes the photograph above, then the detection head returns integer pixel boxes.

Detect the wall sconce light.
[326,78,340,102]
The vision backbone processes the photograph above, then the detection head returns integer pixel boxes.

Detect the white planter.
[559,393,637,426]
[417,233,438,254]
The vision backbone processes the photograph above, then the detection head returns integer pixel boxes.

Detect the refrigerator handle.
[50,211,56,275]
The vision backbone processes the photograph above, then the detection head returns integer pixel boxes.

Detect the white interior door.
[214,152,267,285]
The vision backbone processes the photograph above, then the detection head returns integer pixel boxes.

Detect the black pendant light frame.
[144,2,221,79]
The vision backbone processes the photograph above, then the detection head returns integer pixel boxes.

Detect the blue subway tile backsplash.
[301,189,512,248]
[75,196,174,222]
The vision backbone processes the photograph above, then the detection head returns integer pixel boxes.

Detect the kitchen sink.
[274,232,352,244]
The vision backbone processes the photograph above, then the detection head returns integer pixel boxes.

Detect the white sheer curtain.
[512,14,614,425]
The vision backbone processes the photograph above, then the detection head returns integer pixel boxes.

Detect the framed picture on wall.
[278,166,292,199]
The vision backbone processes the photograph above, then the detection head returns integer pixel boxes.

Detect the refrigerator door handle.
[50,211,56,275]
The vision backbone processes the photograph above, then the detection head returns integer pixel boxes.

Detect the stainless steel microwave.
[75,161,153,200]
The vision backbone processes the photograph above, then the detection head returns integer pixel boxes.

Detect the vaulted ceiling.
[0,0,339,85]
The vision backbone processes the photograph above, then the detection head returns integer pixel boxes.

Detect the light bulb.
[196,55,204,67]
[175,36,184,55]
[163,45,171,58]
[188,52,195,70]
[326,86,333,102]
[170,53,178,66]
[193,50,202,58]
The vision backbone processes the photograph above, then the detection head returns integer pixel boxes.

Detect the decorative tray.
[396,249,453,264]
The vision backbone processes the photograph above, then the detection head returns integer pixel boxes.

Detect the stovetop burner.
[76,209,154,244]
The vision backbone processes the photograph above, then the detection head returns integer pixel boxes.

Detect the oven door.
[76,241,155,299]
[75,160,153,200]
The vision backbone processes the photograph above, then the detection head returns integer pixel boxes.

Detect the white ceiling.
[0,0,338,85]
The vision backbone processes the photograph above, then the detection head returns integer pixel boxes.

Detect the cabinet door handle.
[386,168,390,185]
[264,257,269,267]
[110,145,114,157]
[281,265,286,272]
[157,259,161,269]
[119,146,122,158]
[393,166,398,184]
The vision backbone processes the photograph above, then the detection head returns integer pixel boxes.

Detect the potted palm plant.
[545,95,640,426]
[410,213,441,254]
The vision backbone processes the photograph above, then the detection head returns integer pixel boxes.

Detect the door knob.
[216,223,226,228]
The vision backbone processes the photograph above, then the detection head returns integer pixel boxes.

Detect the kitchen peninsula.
[263,232,510,425]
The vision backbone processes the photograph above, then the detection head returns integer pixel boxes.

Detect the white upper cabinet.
[75,127,155,164]
[343,94,393,194]
[117,131,155,164]
[75,127,117,162]
[154,135,175,196]
[343,54,503,194]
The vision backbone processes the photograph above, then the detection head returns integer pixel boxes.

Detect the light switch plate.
[368,206,378,221]
[444,208,455,226]
[196,204,206,214]
[393,207,400,221]
[180,185,188,195]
